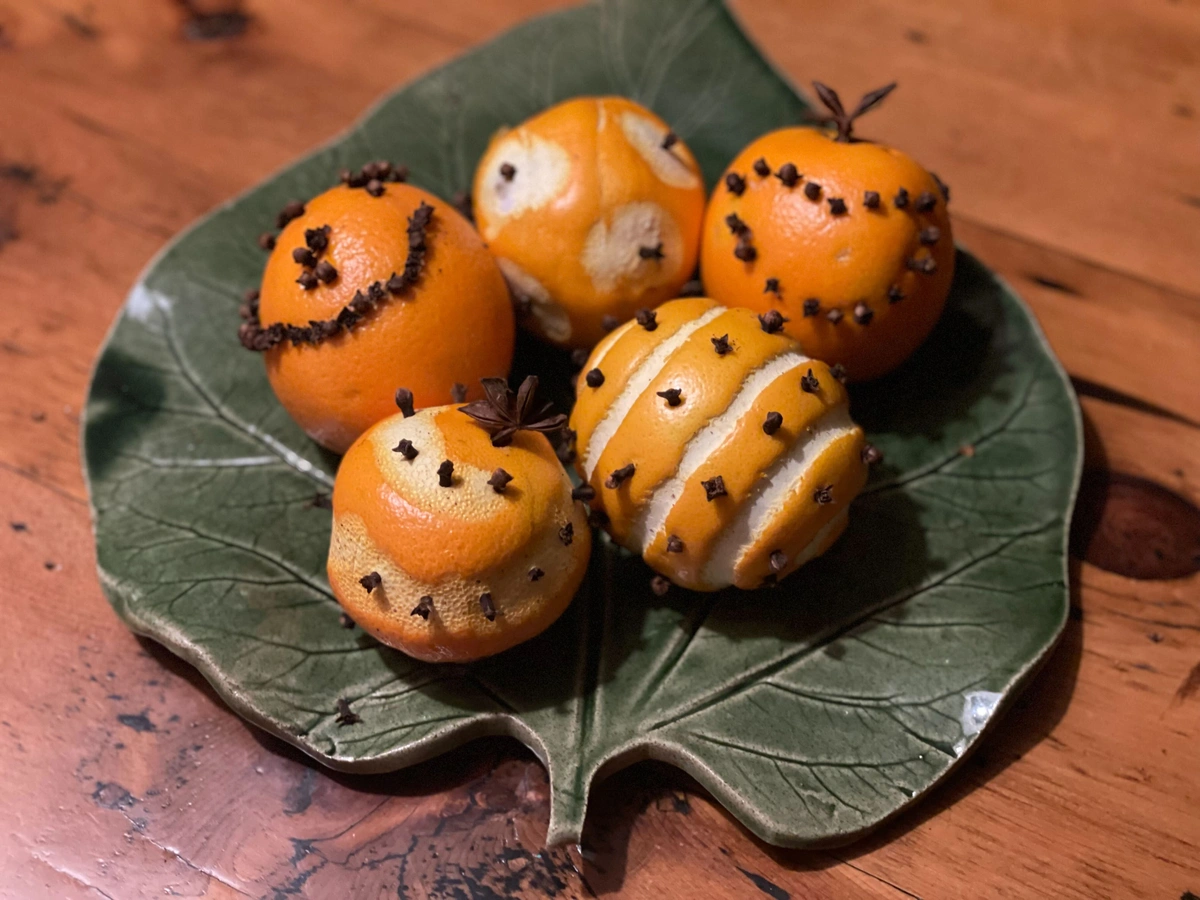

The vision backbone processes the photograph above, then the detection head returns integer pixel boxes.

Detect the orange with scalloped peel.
[246,170,514,454]
[569,297,875,592]
[327,378,590,662]
[472,96,706,349]
[700,83,954,382]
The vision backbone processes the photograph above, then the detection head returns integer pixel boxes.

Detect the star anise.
[812,80,898,142]
[459,375,567,447]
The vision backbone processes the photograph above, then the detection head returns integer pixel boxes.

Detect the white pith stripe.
[619,111,701,190]
[478,132,572,242]
[789,508,848,569]
[630,349,812,552]
[582,306,726,478]
[703,406,856,587]
[580,200,679,294]
[587,319,637,373]
[369,412,507,517]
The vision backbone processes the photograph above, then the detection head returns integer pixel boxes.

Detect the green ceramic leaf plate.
[83,0,1082,848]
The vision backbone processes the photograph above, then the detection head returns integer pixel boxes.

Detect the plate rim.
[80,0,1084,849]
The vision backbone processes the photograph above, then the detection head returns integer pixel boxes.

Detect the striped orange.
[570,297,869,591]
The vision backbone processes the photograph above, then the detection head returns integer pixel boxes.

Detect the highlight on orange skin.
[256,182,514,454]
[569,297,871,592]
[327,406,591,662]
[701,127,954,382]
[472,96,706,349]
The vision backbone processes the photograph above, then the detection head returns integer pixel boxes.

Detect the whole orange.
[700,84,953,381]
[251,175,514,453]
[472,96,706,349]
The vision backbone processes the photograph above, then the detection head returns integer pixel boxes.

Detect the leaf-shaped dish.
[83,0,1081,848]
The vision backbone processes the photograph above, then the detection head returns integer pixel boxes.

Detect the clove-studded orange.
[472,96,706,349]
[327,377,590,662]
[700,83,954,382]
[243,166,515,454]
[569,297,873,592]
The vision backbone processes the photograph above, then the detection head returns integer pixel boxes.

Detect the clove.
[606,463,636,489]
[488,468,513,493]
[657,387,683,407]
[394,388,416,417]
[758,309,787,333]
[701,475,727,501]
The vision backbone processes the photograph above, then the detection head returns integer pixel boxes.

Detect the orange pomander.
[700,83,953,382]
[472,96,706,349]
[327,378,590,662]
[245,169,514,453]
[569,297,873,592]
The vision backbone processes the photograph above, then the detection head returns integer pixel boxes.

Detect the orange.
[472,96,706,349]
[327,399,591,662]
[700,84,954,381]
[569,297,873,591]
[250,173,514,453]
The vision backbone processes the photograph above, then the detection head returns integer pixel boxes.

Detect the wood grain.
[0,0,1197,898]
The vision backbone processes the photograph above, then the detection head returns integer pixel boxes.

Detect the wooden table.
[1,1,1197,897]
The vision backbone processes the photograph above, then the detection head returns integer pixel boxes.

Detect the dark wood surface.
[0,0,1197,897]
